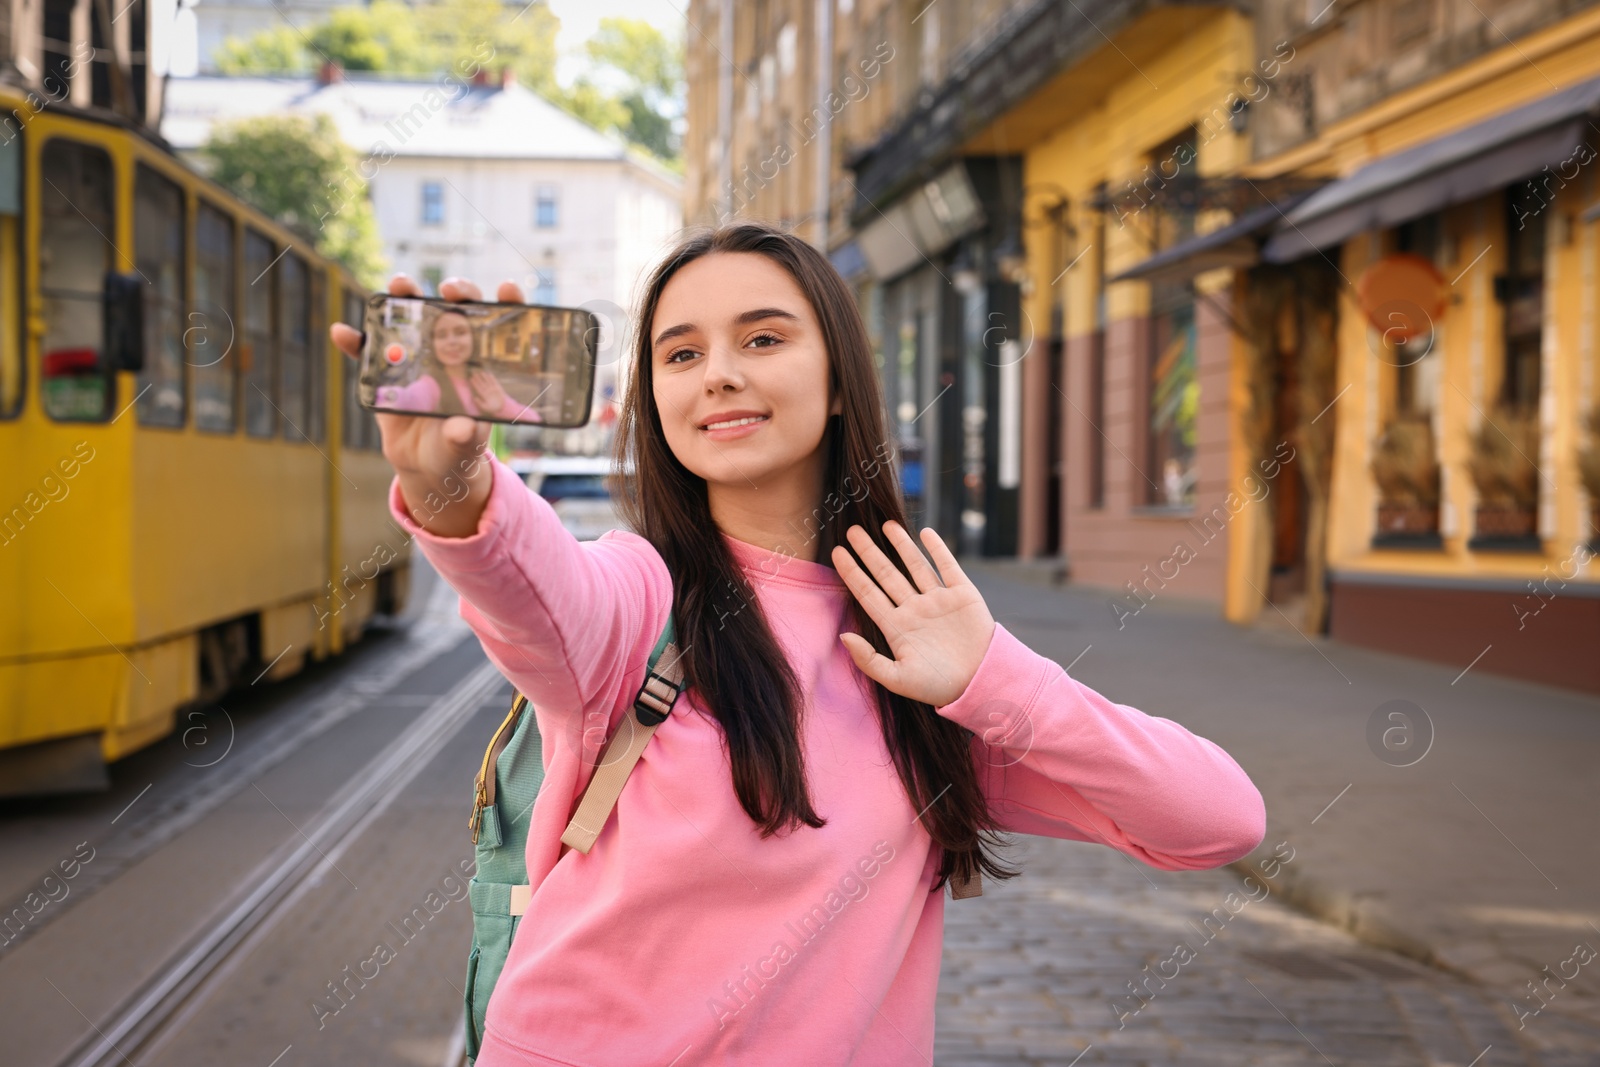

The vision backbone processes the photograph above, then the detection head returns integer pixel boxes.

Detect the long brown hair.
[424,305,483,417]
[609,222,1016,892]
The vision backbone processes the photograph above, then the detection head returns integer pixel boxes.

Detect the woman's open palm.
[832,522,996,709]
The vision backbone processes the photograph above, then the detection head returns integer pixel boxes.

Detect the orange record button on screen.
[385,342,407,365]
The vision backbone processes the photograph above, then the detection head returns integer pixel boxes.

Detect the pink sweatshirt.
[377,373,542,421]
[389,458,1265,1067]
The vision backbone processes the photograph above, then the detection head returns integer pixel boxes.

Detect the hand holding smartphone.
[329,274,576,538]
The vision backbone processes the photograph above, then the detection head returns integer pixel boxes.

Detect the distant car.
[510,455,631,541]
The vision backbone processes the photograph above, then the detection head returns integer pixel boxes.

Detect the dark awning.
[1108,192,1317,285]
[1263,73,1600,263]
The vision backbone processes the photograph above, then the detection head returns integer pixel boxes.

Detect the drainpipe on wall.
[717,0,734,221]
[812,0,833,250]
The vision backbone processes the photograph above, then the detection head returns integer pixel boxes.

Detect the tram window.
[193,202,237,432]
[0,118,19,419]
[242,229,276,437]
[341,288,377,451]
[307,268,326,443]
[279,250,310,440]
[134,166,185,428]
[39,140,114,422]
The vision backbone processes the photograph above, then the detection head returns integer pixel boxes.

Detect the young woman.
[375,305,542,422]
[329,223,1265,1066]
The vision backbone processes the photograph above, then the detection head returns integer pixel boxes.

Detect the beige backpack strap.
[951,869,983,899]
[560,639,686,854]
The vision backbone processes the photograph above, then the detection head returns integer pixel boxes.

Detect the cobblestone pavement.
[936,835,1600,1066]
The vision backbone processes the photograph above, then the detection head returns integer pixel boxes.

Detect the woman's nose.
[701,343,744,392]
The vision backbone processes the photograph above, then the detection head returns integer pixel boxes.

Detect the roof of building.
[161,71,679,184]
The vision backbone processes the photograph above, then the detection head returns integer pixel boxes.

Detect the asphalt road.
[0,562,501,1067]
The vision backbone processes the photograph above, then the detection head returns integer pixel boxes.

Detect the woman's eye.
[664,348,696,365]
[748,333,782,349]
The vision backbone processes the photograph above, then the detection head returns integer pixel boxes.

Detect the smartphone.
[359,293,599,427]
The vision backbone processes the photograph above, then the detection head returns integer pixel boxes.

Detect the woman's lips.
[701,414,770,441]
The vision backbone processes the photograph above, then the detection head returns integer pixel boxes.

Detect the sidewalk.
[962,558,1600,1030]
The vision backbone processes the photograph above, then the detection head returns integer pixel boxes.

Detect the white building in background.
[161,64,684,455]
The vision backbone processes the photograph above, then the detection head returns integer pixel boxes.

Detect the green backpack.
[462,617,688,1063]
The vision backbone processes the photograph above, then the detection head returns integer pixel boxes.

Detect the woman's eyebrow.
[652,308,801,353]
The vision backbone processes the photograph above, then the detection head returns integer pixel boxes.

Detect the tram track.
[49,658,504,1067]
[0,568,469,959]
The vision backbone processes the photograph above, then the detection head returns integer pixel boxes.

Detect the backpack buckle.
[633,669,681,726]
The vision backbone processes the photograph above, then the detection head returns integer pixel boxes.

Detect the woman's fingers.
[845,525,917,605]
[496,279,525,304]
[330,322,363,360]
[883,520,943,592]
[387,274,422,297]
[440,414,486,449]
[439,277,483,302]
[919,527,970,589]
[831,542,899,621]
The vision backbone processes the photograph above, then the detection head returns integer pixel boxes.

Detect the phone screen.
[359,294,599,427]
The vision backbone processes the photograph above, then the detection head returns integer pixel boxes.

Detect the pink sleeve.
[386,457,671,718]
[935,623,1265,871]
[377,375,441,411]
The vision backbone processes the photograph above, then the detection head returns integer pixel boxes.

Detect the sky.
[166,0,689,82]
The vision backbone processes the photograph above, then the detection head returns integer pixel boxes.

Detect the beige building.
[684,0,1600,693]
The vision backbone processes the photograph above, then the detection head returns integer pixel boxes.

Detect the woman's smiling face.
[431,311,473,365]
[650,252,842,490]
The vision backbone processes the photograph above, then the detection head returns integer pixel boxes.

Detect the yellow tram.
[0,85,411,797]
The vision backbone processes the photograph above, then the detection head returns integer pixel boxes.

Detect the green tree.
[205,3,682,164]
[214,26,310,74]
[556,17,684,165]
[415,0,560,95]
[308,4,432,72]
[200,113,387,287]
[212,0,558,87]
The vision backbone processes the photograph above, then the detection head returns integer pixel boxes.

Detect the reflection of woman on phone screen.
[377,307,542,422]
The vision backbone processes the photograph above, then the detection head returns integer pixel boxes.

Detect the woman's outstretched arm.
[935,622,1266,871]
[333,274,668,721]
[387,455,671,718]
[829,521,1263,871]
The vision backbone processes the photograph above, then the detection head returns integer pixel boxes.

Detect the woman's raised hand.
[832,521,997,708]
[468,368,510,413]
[329,274,525,538]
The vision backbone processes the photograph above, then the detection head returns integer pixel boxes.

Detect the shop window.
[242,229,277,437]
[1088,332,1106,508]
[134,165,186,428]
[0,119,20,419]
[39,139,115,422]
[1148,284,1198,507]
[279,250,310,440]
[1498,183,1545,411]
[1392,213,1442,416]
[1088,198,1107,508]
[193,202,237,432]
[1371,214,1445,546]
[1144,130,1199,507]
